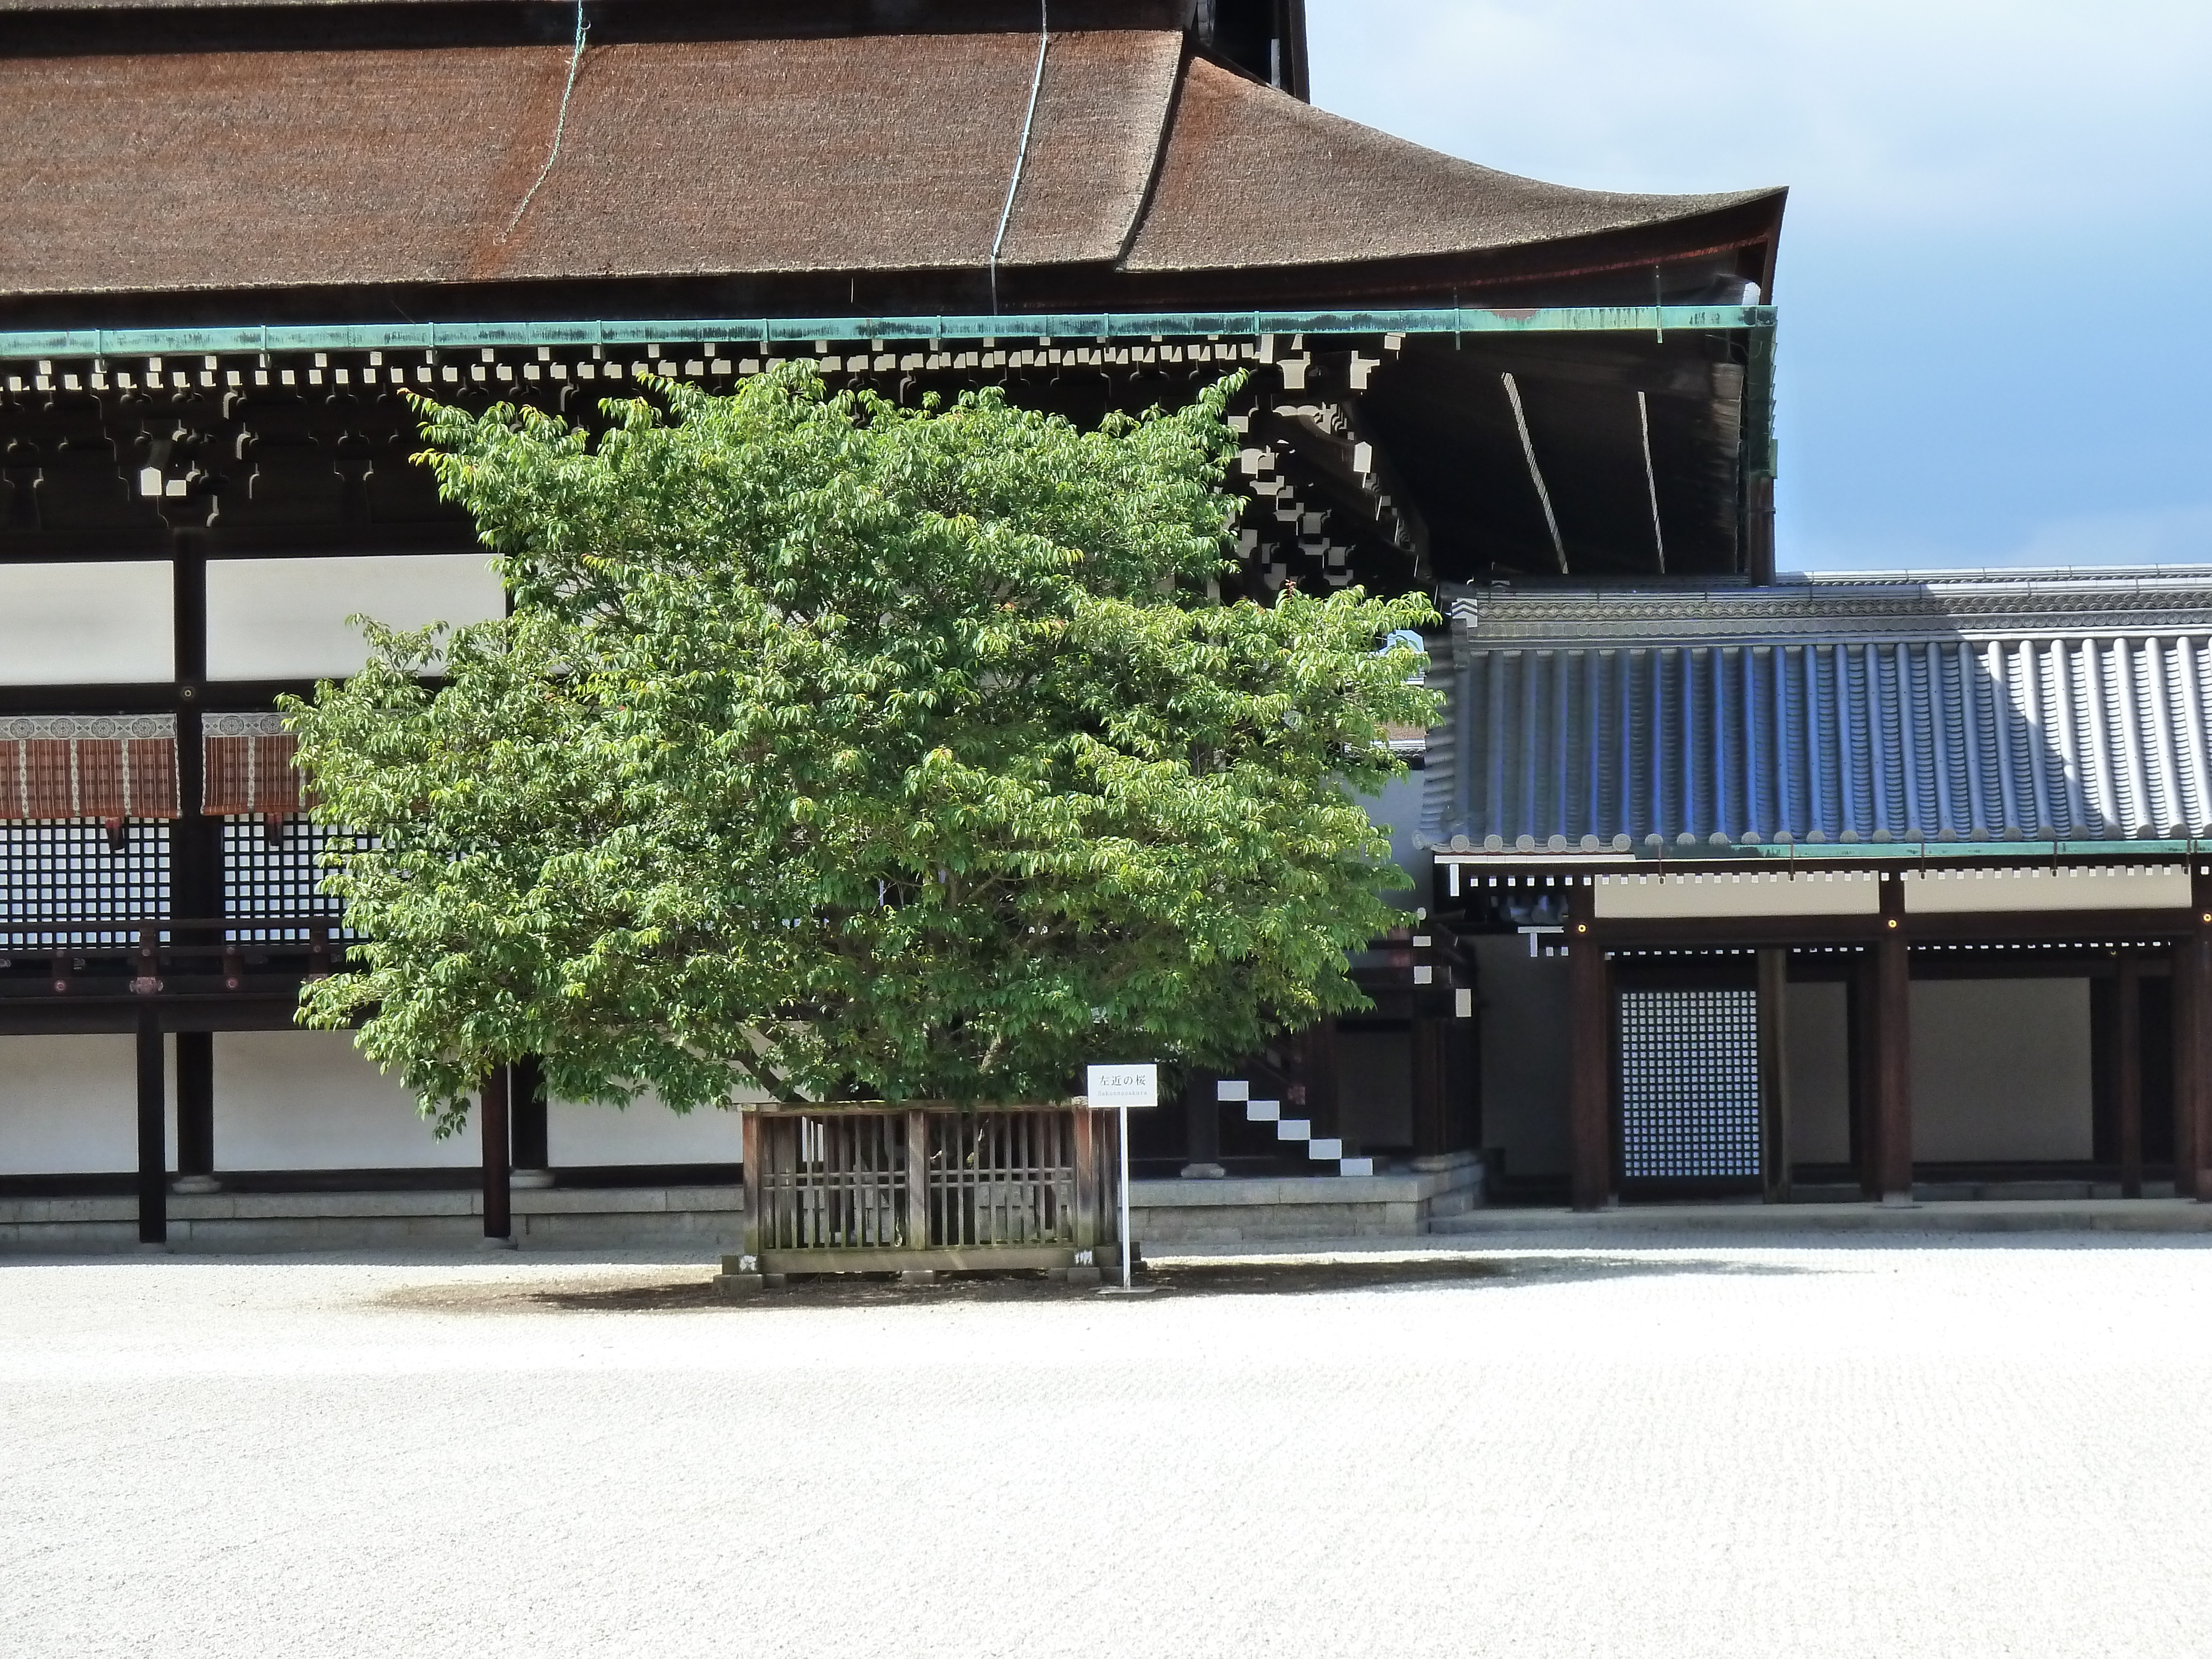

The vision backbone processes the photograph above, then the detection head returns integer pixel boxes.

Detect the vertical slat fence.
[740,1104,1112,1272]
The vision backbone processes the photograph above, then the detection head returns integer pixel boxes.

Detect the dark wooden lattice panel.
[0,821,170,947]
[755,1113,912,1251]
[222,816,348,941]
[1618,988,1760,1180]
[926,1110,1077,1249]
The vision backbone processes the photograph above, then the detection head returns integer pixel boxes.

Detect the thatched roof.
[0,6,1785,318]
[1129,55,1775,274]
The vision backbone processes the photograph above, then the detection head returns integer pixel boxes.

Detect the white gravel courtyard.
[5,1238,2211,1657]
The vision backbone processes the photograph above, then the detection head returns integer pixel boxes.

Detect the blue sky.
[1306,1,2212,572]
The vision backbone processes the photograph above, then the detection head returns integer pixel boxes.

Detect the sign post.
[1085,1063,1157,1291]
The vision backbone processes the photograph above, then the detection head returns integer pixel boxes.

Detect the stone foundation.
[1130,1154,1484,1244]
[0,1185,743,1253]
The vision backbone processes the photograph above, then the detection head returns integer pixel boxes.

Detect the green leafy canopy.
[283,367,1438,1131]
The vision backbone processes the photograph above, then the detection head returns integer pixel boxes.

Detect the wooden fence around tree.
[738,1103,1118,1275]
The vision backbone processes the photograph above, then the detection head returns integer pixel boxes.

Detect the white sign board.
[1086,1063,1159,1110]
[1087,1062,1159,1294]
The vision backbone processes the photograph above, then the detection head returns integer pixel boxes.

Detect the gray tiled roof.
[1420,571,2212,852]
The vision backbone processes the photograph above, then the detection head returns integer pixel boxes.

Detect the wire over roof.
[0,8,1783,318]
[1421,572,2212,853]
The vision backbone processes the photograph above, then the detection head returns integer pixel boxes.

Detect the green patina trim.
[0,304,1775,364]
[1730,838,2205,863]
[1437,838,2210,865]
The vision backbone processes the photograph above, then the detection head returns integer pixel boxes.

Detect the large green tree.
[284,368,1437,1131]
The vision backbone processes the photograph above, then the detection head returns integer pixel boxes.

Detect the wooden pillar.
[2176,872,2212,1201]
[740,1111,764,1260]
[1301,1018,1341,1146]
[1849,953,1877,1197]
[173,1030,216,1191]
[480,1066,512,1243]
[1072,1105,1099,1250]
[2115,955,2144,1198]
[1567,900,1611,1212]
[1746,474,1777,586]
[1410,1018,1449,1160]
[904,1108,931,1250]
[1180,1067,1223,1177]
[134,1008,166,1246]
[167,541,210,1225]
[1757,947,1792,1204]
[1872,875,1913,1201]
[1100,1108,1121,1250]
[170,545,220,943]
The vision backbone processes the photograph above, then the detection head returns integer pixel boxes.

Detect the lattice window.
[221,816,349,942]
[1618,988,1760,1179]
[0,821,170,948]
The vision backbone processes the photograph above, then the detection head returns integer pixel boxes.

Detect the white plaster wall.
[0,1034,153,1174]
[1787,982,1852,1165]
[1906,867,2190,912]
[205,554,505,681]
[212,1030,474,1170]
[0,561,173,685]
[1595,869,1882,919]
[1474,935,1571,1178]
[1911,979,2092,1162]
[547,1095,744,1166]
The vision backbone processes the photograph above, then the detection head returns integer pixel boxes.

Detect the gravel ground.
[5,1238,2211,1658]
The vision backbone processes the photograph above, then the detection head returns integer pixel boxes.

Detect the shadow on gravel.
[376,1253,1804,1316]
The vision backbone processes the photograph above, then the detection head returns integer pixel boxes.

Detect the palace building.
[6,0,2183,1250]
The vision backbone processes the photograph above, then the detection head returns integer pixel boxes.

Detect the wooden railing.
[740,1103,1115,1276]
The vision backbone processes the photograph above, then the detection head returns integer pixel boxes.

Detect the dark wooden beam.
[1757,947,1791,1203]
[134,1006,166,1245]
[1911,910,2195,945]
[1567,905,1610,1211]
[1594,915,1878,950]
[0,994,316,1036]
[2116,955,2143,1198]
[1873,876,1913,1200]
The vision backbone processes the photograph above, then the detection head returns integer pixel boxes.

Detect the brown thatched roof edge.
[0,24,1784,315]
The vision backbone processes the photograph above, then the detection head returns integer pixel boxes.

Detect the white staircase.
[1217,1080,1374,1177]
